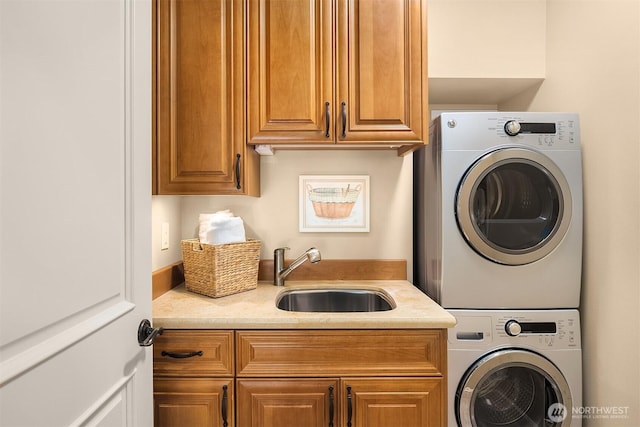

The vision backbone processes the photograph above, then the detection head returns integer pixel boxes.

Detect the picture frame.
[299,175,370,232]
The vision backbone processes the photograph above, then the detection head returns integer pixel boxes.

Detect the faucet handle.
[274,247,290,255]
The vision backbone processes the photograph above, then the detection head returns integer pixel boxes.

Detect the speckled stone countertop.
[153,280,456,329]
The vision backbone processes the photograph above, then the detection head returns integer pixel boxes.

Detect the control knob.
[505,320,522,336]
[504,120,521,136]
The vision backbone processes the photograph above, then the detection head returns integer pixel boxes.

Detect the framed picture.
[299,175,370,232]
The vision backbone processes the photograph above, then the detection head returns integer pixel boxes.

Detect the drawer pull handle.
[328,386,334,427]
[161,350,203,359]
[222,385,229,427]
[325,101,331,138]
[346,385,353,427]
[341,102,347,138]
[234,153,241,190]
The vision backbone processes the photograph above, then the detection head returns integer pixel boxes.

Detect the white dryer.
[414,112,583,308]
[448,309,582,427]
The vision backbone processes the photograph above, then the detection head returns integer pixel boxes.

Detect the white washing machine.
[414,112,583,308]
[448,309,582,427]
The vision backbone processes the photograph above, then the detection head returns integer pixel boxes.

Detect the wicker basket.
[307,184,362,219]
[181,238,261,298]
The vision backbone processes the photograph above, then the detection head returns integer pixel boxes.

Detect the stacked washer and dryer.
[414,112,583,426]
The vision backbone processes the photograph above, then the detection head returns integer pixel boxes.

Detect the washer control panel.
[448,310,581,350]
[495,313,580,348]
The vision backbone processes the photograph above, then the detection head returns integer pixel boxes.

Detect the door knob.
[137,319,163,347]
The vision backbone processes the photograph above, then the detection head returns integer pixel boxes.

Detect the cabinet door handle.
[234,153,241,190]
[346,385,353,427]
[160,350,203,359]
[325,101,331,138]
[328,386,334,427]
[340,102,347,138]
[222,384,229,427]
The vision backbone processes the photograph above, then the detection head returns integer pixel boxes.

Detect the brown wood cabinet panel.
[257,259,407,281]
[246,0,427,147]
[342,378,443,427]
[236,378,339,427]
[154,328,447,426]
[153,330,234,377]
[155,0,259,195]
[236,329,446,377]
[154,378,233,427]
[337,0,428,144]
[247,0,334,144]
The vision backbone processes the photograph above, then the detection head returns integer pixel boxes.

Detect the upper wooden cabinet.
[247,0,428,147]
[154,0,259,195]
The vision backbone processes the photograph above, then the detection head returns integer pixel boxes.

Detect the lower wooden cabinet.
[153,329,447,427]
[154,378,233,427]
[344,378,443,427]
[237,379,338,427]
[153,330,234,427]
[237,377,442,427]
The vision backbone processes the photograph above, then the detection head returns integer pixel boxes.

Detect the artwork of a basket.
[307,184,362,219]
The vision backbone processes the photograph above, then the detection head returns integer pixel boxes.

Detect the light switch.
[161,222,170,250]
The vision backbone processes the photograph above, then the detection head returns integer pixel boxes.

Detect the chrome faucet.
[274,247,321,286]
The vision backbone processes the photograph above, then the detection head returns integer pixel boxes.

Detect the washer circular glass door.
[456,348,572,427]
[456,148,572,265]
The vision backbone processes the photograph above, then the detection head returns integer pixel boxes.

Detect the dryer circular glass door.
[456,348,572,427]
[456,148,572,265]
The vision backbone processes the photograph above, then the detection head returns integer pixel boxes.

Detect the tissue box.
[181,238,261,298]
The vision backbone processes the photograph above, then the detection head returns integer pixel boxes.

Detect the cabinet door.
[155,0,259,195]
[154,378,234,427]
[247,0,335,144]
[337,0,427,144]
[237,378,339,427]
[342,378,444,427]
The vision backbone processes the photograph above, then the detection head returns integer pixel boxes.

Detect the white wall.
[152,150,414,279]
[502,1,640,424]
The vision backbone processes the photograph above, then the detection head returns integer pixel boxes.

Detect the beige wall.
[428,0,546,79]
[503,0,640,424]
[151,195,182,271]
[152,150,414,278]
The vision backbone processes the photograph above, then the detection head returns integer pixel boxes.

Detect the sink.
[276,288,396,313]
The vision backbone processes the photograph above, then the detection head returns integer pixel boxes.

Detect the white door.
[0,0,153,425]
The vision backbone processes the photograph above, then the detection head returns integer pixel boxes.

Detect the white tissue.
[199,210,246,245]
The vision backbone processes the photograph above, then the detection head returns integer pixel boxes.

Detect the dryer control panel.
[504,120,556,136]
[438,112,581,151]
[493,114,579,147]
